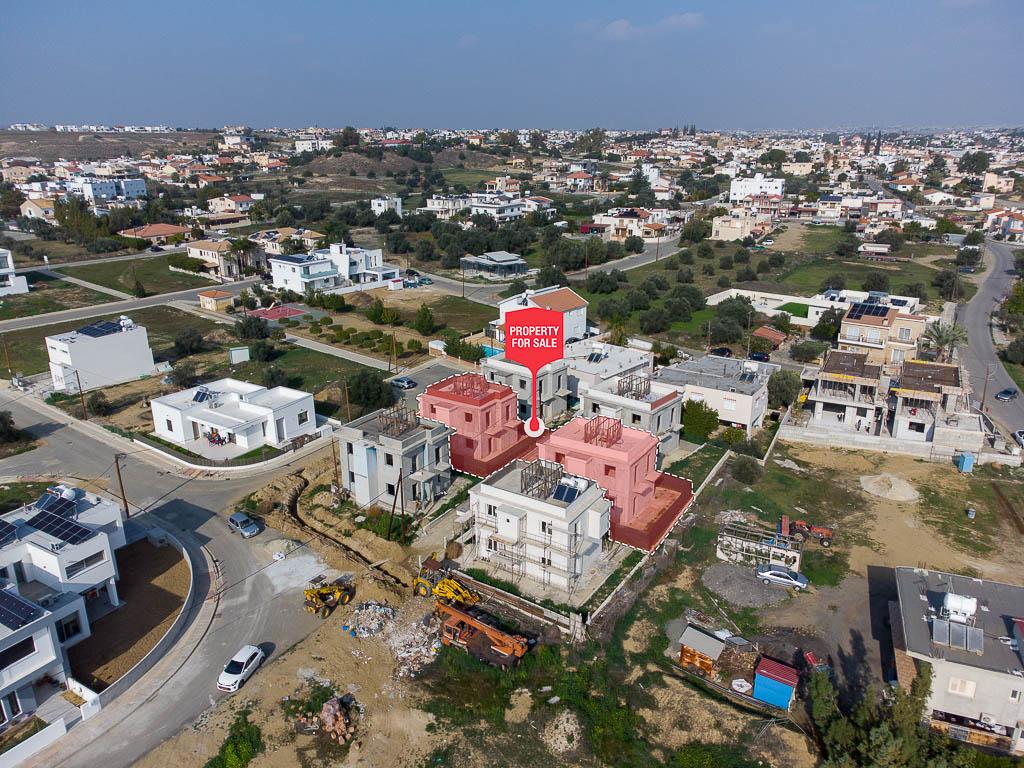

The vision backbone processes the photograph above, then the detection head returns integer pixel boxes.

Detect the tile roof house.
[117,223,192,244]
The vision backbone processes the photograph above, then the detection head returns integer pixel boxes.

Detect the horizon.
[2,0,1022,130]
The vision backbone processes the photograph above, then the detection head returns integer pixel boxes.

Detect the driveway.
[955,238,1024,434]
[0,390,324,768]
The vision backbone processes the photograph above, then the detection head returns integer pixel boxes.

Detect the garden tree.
[731,456,763,484]
[932,269,961,300]
[606,319,629,346]
[229,238,259,273]
[413,304,435,335]
[717,275,732,288]
[506,277,528,295]
[758,148,787,167]
[768,252,786,269]
[623,235,644,254]
[679,218,711,244]
[835,236,859,258]
[414,238,437,261]
[281,237,306,256]
[625,289,650,312]
[672,284,706,310]
[696,241,714,259]
[335,126,360,147]
[665,298,693,321]
[709,317,742,344]
[957,151,990,174]
[0,411,18,443]
[935,217,964,235]
[132,278,147,298]
[790,340,828,362]
[641,274,668,296]
[169,361,198,388]
[0,186,25,219]
[861,271,890,293]
[682,399,720,440]
[249,340,275,362]
[235,315,270,340]
[174,327,205,356]
[534,264,568,288]
[1004,337,1024,364]
[748,336,773,354]
[771,312,793,334]
[262,366,288,388]
[767,370,801,408]
[596,298,627,320]
[676,267,694,284]
[875,229,905,252]
[922,322,967,362]
[86,391,113,416]
[442,332,486,364]
[963,230,984,246]
[586,271,620,294]
[638,308,669,334]
[736,266,757,282]
[275,208,296,227]
[571,127,606,156]
[794,150,811,163]
[365,298,400,325]
[719,254,733,270]
[716,295,756,327]
[811,307,845,341]
[385,231,411,254]
[903,282,929,302]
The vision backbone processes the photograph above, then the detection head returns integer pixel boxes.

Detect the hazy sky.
[2,0,1021,130]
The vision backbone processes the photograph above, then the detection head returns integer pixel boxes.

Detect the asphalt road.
[0,391,325,767]
[956,238,1024,434]
[13,246,186,275]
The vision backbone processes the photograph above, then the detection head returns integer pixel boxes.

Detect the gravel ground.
[701,562,789,608]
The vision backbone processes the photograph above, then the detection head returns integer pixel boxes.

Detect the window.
[541,520,553,534]
[591,403,599,414]
[166,419,173,432]
[57,613,82,643]
[541,554,552,566]
[464,413,473,423]
[0,637,35,671]
[604,464,616,478]
[898,327,912,341]
[487,538,499,552]
[346,443,353,455]
[386,483,396,496]
[297,410,309,425]
[947,678,976,698]
[631,414,641,424]
[519,379,526,389]
[486,504,497,517]
[385,453,394,466]
[435,447,442,463]
[66,550,105,577]
[1010,689,1021,703]
[555,452,565,463]
[723,399,737,412]
[348,471,355,483]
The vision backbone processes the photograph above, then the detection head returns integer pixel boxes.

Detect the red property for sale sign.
[503,307,565,436]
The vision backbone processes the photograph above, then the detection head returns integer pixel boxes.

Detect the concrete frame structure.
[46,316,155,393]
[580,374,683,455]
[471,460,610,592]
[338,405,454,514]
[0,486,126,725]
[537,416,693,552]
[481,355,571,424]
[418,374,535,477]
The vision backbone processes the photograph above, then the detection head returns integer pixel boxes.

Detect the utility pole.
[384,468,403,542]
[655,235,661,262]
[391,332,397,374]
[329,437,341,496]
[113,453,129,517]
[398,471,407,542]
[980,364,995,411]
[343,379,352,422]
[0,334,11,379]
[706,320,712,351]
[74,371,88,418]
[461,263,466,298]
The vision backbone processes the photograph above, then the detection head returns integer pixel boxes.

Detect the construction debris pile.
[293,694,358,744]
[384,610,442,679]
[350,601,396,637]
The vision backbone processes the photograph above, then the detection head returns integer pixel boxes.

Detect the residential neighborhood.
[0,3,1022,768]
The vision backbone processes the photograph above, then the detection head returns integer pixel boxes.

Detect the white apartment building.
[0,485,127,724]
[46,317,155,393]
[471,460,610,592]
[711,208,757,241]
[729,173,785,202]
[481,354,572,422]
[418,195,470,220]
[0,248,29,297]
[65,176,147,201]
[655,356,779,436]
[268,243,400,295]
[294,137,334,153]
[894,567,1024,755]
[151,378,316,453]
[469,193,526,224]
[370,195,403,218]
[493,286,591,344]
[564,340,654,399]
[338,405,454,513]
[580,375,683,454]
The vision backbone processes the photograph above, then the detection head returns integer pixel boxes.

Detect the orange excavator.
[434,600,530,669]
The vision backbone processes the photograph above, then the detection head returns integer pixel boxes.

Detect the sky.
[1,0,1022,131]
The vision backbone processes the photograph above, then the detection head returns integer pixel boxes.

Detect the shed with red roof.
[752,657,799,710]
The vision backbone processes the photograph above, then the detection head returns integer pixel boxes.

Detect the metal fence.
[132,432,313,468]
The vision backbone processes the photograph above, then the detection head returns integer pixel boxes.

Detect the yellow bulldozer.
[412,554,480,606]
[304,575,355,618]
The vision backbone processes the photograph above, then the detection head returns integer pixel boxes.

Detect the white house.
[579,375,683,454]
[66,176,147,202]
[471,459,610,592]
[469,193,526,224]
[894,567,1024,755]
[0,485,127,724]
[0,248,29,297]
[493,286,590,344]
[729,173,784,202]
[294,137,334,153]
[268,243,400,295]
[370,195,403,219]
[151,378,317,454]
[46,317,155,393]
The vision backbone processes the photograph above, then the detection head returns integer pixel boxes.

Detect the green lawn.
[665,443,728,487]
[799,226,846,255]
[0,482,52,514]
[10,239,131,267]
[427,295,498,334]
[57,254,216,296]
[1002,359,1024,391]
[220,345,373,391]
[2,306,226,375]
[440,167,501,187]
[0,272,111,320]
[778,257,940,297]
[776,301,810,318]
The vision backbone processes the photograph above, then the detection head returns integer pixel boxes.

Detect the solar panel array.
[77,320,122,338]
[0,590,42,631]
[193,386,213,403]
[34,492,77,518]
[552,483,581,504]
[586,352,604,363]
[932,617,985,654]
[0,520,16,547]
[846,303,890,321]
[25,509,93,546]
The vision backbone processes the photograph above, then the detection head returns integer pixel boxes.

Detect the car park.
[995,388,1019,402]
[217,645,265,692]
[755,564,809,590]
[227,511,260,538]
[709,347,733,358]
[392,377,417,390]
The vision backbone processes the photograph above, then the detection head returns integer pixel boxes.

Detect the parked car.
[217,645,265,692]
[227,511,260,538]
[756,564,809,590]
[762,239,775,246]
[709,347,733,358]
[149,245,162,252]
[392,377,417,390]
[995,388,1019,402]
[405,268,420,277]
[403,279,420,288]
[418,277,433,285]
[216,229,228,235]
[749,352,771,362]
[1013,430,1024,448]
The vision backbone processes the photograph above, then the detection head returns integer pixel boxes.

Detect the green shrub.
[731,456,763,484]
[202,710,263,768]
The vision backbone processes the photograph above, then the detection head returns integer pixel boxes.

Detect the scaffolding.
[451,373,490,399]
[584,415,622,447]
[379,403,418,437]
[520,459,562,499]
[617,373,651,401]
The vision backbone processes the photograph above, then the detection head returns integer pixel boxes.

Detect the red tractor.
[778,515,834,547]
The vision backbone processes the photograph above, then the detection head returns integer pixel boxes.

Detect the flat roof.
[897,361,962,394]
[483,460,593,509]
[895,567,1024,676]
[820,350,881,380]
[655,355,778,396]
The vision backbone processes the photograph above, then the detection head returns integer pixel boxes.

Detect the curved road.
[956,238,1024,434]
[0,391,326,767]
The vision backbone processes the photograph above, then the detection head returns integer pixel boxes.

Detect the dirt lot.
[0,130,221,162]
[68,539,190,690]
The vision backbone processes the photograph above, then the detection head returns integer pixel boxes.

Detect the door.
[275,418,285,441]
[192,421,200,440]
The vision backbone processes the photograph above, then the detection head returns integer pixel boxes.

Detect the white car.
[217,645,265,692]
[1013,430,1024,449]
[762,238,775,246]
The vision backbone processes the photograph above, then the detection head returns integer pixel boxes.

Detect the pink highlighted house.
[537,416,693,552]
[418,373,536,477]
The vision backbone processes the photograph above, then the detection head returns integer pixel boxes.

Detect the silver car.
[756,564,809,590]
[227,511,260,538]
